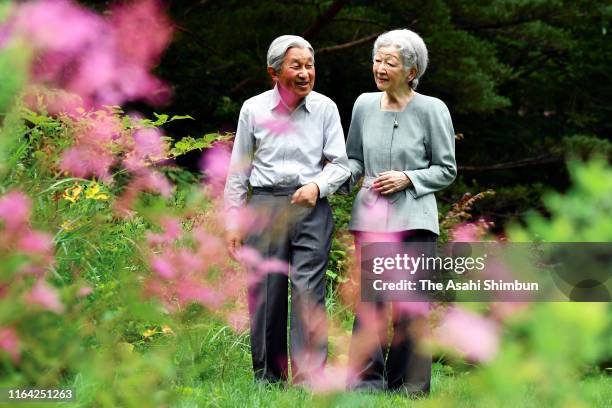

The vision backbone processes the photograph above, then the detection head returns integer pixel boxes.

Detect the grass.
[50,317,611,408]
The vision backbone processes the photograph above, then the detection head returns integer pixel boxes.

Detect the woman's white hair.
[267,35,314,72]
[373,29,428,89]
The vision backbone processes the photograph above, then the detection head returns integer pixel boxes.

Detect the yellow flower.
[63,183,82,203]
[60,220,75,231]
[85,181,109,201]
[161,325,175,336]
[142,328,157,339]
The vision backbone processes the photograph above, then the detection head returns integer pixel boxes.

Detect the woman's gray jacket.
[345,92,457,235]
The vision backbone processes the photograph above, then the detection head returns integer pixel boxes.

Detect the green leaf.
[169,115,194,121]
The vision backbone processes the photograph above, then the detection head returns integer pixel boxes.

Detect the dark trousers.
[348,229,437,393]
[245,191,333,383]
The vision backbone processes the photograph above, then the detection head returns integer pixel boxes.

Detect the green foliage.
[509,159,612,241]
[169,132,233,158]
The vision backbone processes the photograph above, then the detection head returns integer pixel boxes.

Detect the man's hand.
[373,171,412,195]
[291,182,319,207]
[226,230,243,260]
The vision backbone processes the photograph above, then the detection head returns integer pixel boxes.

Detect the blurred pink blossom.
[26,281,65,314]
[176,248,207,272]
[192,228,224,255]
[353,197,402,240]
[17,230,53,255]
[0,191,31,232]
[114,171,171,217]
[146,217,182,246]
[393,301,429,318]
[150,256,176,279]
[77,286,93,297]
[258,117,296,136]
[226,309,249,333]
[221,205,270,238]
[110,0,173,67]
[0,327,20,363]
[60,144,114,181]
[307,364,351,393]
[9,0,173,109]
[14,0,101,53]
[134,171,172,197]
[132,128,166,162]
[200,143,231,197]
[176,281,221,307]
[451,223,480,242]
[434,307,499,362]
[451,218,494,242]
[237,245,290,280]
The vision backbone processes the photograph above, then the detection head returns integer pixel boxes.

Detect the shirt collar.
[270,83,312,113]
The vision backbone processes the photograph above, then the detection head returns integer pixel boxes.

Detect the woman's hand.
[372,171,412,195]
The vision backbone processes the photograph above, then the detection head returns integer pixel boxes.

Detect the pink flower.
[258,117,296,136]
[133,128,165,161]
[237,245,289,279]
[176,281,221,307]
[258,258,290,275]
[434,307,499,362]
[14,0,102,53]
[451,219,494,242]
[26,281,65,314]
[0,327,20,363]
[17,230,53,255]
[77,286,93,297]
[354,198,401,239]
[150,256,176,279]
[226,309,249,333]
[110,0,173,68]
[134,171,172,197]
[146,217,182,245]
[192,228,224,255]
[221,205,270,237]
[451,223,480,242]
[60,144,114,181]
[393,301,430,318]
[0,191,31,232]
[9,0,173,109]
[200,143,231,197]
[176,248,206,272]
[81,112,123,145]
[307,364,350,393]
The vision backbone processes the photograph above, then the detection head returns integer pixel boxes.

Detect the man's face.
[270,47,315,101]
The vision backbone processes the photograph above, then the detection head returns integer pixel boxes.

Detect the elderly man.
[224,35,350,384]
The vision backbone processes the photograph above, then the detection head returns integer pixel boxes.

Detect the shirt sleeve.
[404,99,457,198]
[344,95,365,191]
[311,101,351,197]
[223,103,254,214]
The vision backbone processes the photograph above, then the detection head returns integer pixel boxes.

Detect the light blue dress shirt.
[224,85,350,210]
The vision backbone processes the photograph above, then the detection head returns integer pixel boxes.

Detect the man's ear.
[267,67,278,82]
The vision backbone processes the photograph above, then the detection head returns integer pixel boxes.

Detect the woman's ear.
[407,66,417,83]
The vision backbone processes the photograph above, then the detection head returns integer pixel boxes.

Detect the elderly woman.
[346,29,456,394]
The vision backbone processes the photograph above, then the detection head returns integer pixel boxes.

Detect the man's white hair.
[267,35,314,72]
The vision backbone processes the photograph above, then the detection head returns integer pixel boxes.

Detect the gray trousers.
[245,191,333,383]
[348,229,436,394]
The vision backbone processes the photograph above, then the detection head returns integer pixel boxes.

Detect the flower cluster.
[6,0,173,110]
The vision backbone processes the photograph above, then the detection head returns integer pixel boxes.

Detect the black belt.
[252,186,299,196]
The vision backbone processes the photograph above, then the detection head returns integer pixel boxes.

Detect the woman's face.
[372,46,411,92]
